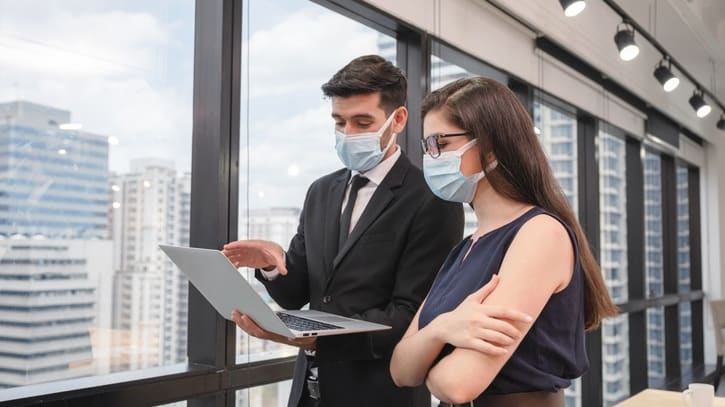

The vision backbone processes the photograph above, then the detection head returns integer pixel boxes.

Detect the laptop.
[159,245,391,338]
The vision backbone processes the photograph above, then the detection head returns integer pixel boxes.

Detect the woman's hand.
[430,275,532,355]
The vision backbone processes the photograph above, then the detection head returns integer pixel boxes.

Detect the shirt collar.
[350,145,401,186]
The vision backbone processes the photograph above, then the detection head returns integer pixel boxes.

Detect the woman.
[390,77,618,406]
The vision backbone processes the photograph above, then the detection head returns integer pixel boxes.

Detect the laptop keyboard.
[276,312,343,331]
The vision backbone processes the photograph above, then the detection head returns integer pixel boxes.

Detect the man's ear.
[392,107,408,134]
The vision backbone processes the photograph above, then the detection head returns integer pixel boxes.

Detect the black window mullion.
[688,167,704,367]
[188,0,240,401]
[578,114,602,407]
[660,155,681,386]
[397,29,430,168]
[625,137,648,393]
[509,78,533,118]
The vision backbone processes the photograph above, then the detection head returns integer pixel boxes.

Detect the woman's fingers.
[467,338,508,355]
[476,316,523,341]
[477,328,516,346]
[466,274,499,303]
[481,305,533,324]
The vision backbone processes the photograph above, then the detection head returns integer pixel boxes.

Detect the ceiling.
[615,0,725,110]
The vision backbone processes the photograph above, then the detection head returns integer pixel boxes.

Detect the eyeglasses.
[420,132,470,158]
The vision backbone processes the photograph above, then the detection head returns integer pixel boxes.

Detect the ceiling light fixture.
[614,22,639,61]
[653,57,680,92]
[559,0,586,17]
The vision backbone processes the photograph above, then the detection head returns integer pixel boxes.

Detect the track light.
[614,22,639,61]
[559,0,586,17]
[717,114,725,130]
[689,89,711,118]
[653,57,679,92]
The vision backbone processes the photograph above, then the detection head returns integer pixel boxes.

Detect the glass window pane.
[647,307,666,387]
[677,166,690,293]
[644,152,663,299]
[237,380,292,407]
[602,314,630,406]
[0,1,194,391]
[680,302,692,370]
[565,377,582,407]
[598,130,627,304]
[429,49,479,236]
[236,0,396,364]
[533,102,578,215]
[598,129,629,405]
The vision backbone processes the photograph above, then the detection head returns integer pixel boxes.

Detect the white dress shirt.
[261,146,402,280]
[341,145,401,234]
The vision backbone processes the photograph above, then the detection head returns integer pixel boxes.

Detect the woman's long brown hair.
[422,77,618,330]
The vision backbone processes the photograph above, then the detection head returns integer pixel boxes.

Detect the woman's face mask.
[334,110,397,172]
[423,139,497,203]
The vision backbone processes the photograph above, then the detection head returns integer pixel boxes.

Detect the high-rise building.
[235,207,300,407]
[0,101,113,388]
[643,153,665,384]
[109,159,190,371]
[599,132,629,405]
[677,167,692,368]
[534,104,578,211]
[0,101,109,239]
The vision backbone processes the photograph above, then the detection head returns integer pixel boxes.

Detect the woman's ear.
[485,152,497,167]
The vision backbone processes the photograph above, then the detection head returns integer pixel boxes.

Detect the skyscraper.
[0,101,113,388]
[644,152,665,384]
[109,159,190,371]
[599,131,629,405]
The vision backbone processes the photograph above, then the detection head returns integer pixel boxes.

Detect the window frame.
[0,0,708,406]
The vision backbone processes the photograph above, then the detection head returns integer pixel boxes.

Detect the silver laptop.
[159,245,390,338]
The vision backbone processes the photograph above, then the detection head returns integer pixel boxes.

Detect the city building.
[0,101,112,388]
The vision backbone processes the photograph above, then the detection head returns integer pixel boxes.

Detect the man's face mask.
[334,110,397,172]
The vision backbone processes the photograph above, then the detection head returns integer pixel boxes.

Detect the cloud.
[0,1,393,207]
[239,6,392,208]
[244,8,386,98]
[0,4,193,174]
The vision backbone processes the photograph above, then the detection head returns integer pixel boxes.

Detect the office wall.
[364,0,725,365]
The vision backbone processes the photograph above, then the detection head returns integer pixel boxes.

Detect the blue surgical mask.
[423,139,498,203]
[335,111,396,172]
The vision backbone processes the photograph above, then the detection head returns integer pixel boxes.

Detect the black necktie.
[338,175,369,251]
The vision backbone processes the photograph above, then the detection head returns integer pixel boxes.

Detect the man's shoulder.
[307,167,348,191]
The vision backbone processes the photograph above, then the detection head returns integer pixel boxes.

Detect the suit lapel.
[323,170,349,278]
[329,154,410,276]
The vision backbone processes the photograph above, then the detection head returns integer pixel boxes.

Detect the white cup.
[682,383,715,407]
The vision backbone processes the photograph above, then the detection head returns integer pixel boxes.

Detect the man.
[223,55,463,407]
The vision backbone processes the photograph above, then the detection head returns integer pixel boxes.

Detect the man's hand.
[222,240,287,275]
[231,310,317,350]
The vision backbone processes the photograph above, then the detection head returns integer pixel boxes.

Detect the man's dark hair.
[321,55,407,114]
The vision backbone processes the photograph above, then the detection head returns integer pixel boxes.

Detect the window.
[677,165,692,370]
[236,380,292,407]
[598,129,629,406]
[646,307,666,387]
[643,151,663,300]
[534,102,578,213]
[0,0,194,391]
[236,0,396,370]
[429,41,507,236]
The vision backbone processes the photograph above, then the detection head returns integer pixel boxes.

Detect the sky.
[0,0,390,210]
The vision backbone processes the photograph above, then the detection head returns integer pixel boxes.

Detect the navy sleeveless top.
[418,207,588,395]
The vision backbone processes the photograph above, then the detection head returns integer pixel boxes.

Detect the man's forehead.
[330,93,385,117]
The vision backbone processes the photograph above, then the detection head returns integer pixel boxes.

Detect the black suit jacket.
[256,153,463,407]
